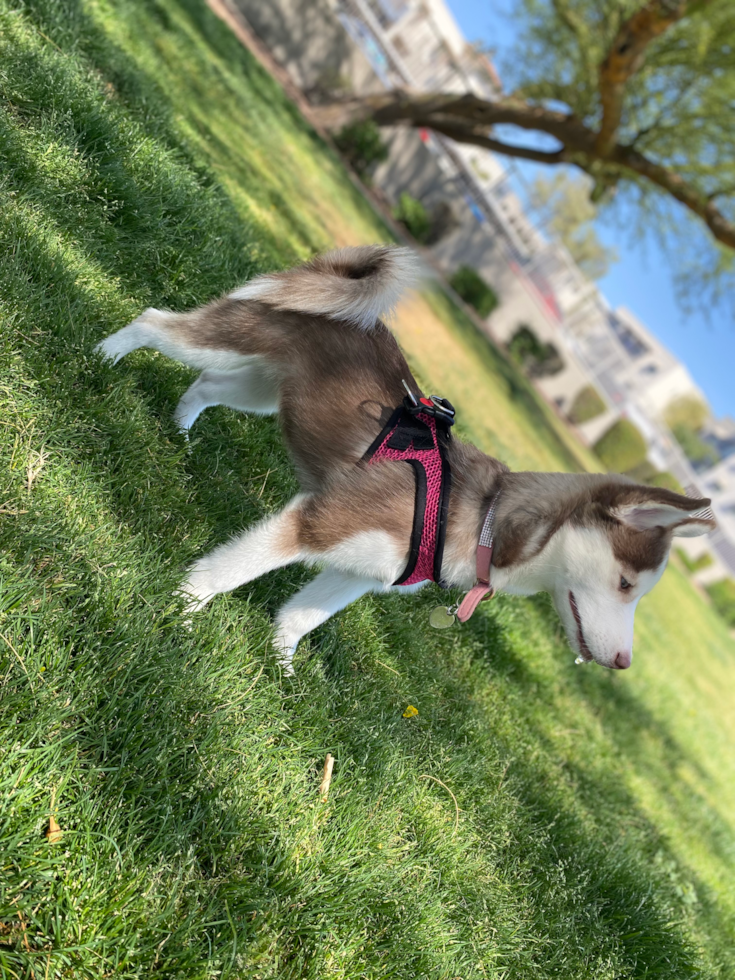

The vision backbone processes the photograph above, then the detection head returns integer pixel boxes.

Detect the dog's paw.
[272,629,298,676]
[94,333,125,365]
[176,570,213,622]
[173,391,200,436]
[175,594,202,630]
[94,309,167,365]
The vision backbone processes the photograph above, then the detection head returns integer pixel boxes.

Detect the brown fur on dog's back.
[170,298,418,487]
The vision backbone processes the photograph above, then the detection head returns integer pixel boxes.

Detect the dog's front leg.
[273,567,382,673]
[181,496,305,614]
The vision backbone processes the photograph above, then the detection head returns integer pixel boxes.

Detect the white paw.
[173,392,201,434]
[273,630,298,675]
[94,333,126,365]
[94,310,167,365]
[177,568,214,619]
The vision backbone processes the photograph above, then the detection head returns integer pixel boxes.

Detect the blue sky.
[444,0,735,419]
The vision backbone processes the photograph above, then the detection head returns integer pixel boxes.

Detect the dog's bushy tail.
[228,245,421,330]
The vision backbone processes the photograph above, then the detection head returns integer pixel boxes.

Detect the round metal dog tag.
[429,606,456,629]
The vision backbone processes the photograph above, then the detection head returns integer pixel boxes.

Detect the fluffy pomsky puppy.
[96,245,715,672]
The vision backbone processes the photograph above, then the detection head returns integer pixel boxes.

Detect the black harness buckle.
[401,381,455,427]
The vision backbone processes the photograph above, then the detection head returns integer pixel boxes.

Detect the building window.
[609,313,649,358]
[370,0,408,26]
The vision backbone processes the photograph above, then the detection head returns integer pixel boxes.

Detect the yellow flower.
[402,705,419,718]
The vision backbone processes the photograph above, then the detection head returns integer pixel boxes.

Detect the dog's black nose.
[614,651,632,669]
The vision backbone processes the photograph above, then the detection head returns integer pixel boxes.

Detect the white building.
[701,416,735,459]
[605,307,706,419]
[559,294,714,474]
[700,456,735,544]
[339,0,500,97]
[372,0,499,95]
[563,301,705,418]
[340,0,548,259]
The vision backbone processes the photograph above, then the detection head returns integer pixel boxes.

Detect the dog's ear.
[610,486,716,537]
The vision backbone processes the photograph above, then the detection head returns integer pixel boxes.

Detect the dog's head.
[494,477,715,669]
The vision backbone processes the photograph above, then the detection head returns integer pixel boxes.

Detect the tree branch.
[427,124,569,165]
[314,90,735,250]
[614,144,735,249]
[311,92,595,151]
[552,0,589,42]
[375,92,598,152]
[552,0,597,87]
[595,1,711,157]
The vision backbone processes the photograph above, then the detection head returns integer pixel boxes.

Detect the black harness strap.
[362,394,454,587]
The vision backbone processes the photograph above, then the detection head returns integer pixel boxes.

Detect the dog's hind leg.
[273,567,381,673]
[174,359,279,433]
[181,496,304,614]
[95,307,247,371]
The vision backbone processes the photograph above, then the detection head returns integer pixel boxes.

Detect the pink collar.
[456,492,500,622]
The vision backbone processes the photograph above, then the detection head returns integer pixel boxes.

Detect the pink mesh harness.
[363,399,453,586]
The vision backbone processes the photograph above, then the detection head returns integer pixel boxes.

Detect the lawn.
[1,1,735,977]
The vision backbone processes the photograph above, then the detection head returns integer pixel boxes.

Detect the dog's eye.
[620,576,632,590]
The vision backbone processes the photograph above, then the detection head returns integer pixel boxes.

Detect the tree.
[393,193,432,243]
[529,172,618,279]
[663,394,710,431]
[507,324,565,377]
[593,417,648,472]
[663,395,719,470]
[449,266,499,317]
[332,119,388,179]
[567,384,607,424]
[316,1,735,271]
[706,577,735,628]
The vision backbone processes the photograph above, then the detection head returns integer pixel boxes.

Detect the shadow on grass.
[3,1,287,308]
[6,0,384,310]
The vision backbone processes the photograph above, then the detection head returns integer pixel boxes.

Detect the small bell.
[429,605,457,629]
[574,656,587,665]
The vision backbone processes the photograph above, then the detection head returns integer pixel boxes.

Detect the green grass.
[676,548,714,575]
[1,1,735,977]
[705,578,735,629]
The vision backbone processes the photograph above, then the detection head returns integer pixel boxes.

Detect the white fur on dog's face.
[548,525,666,670]
[490,488,716,669]
[495,524,667,670]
